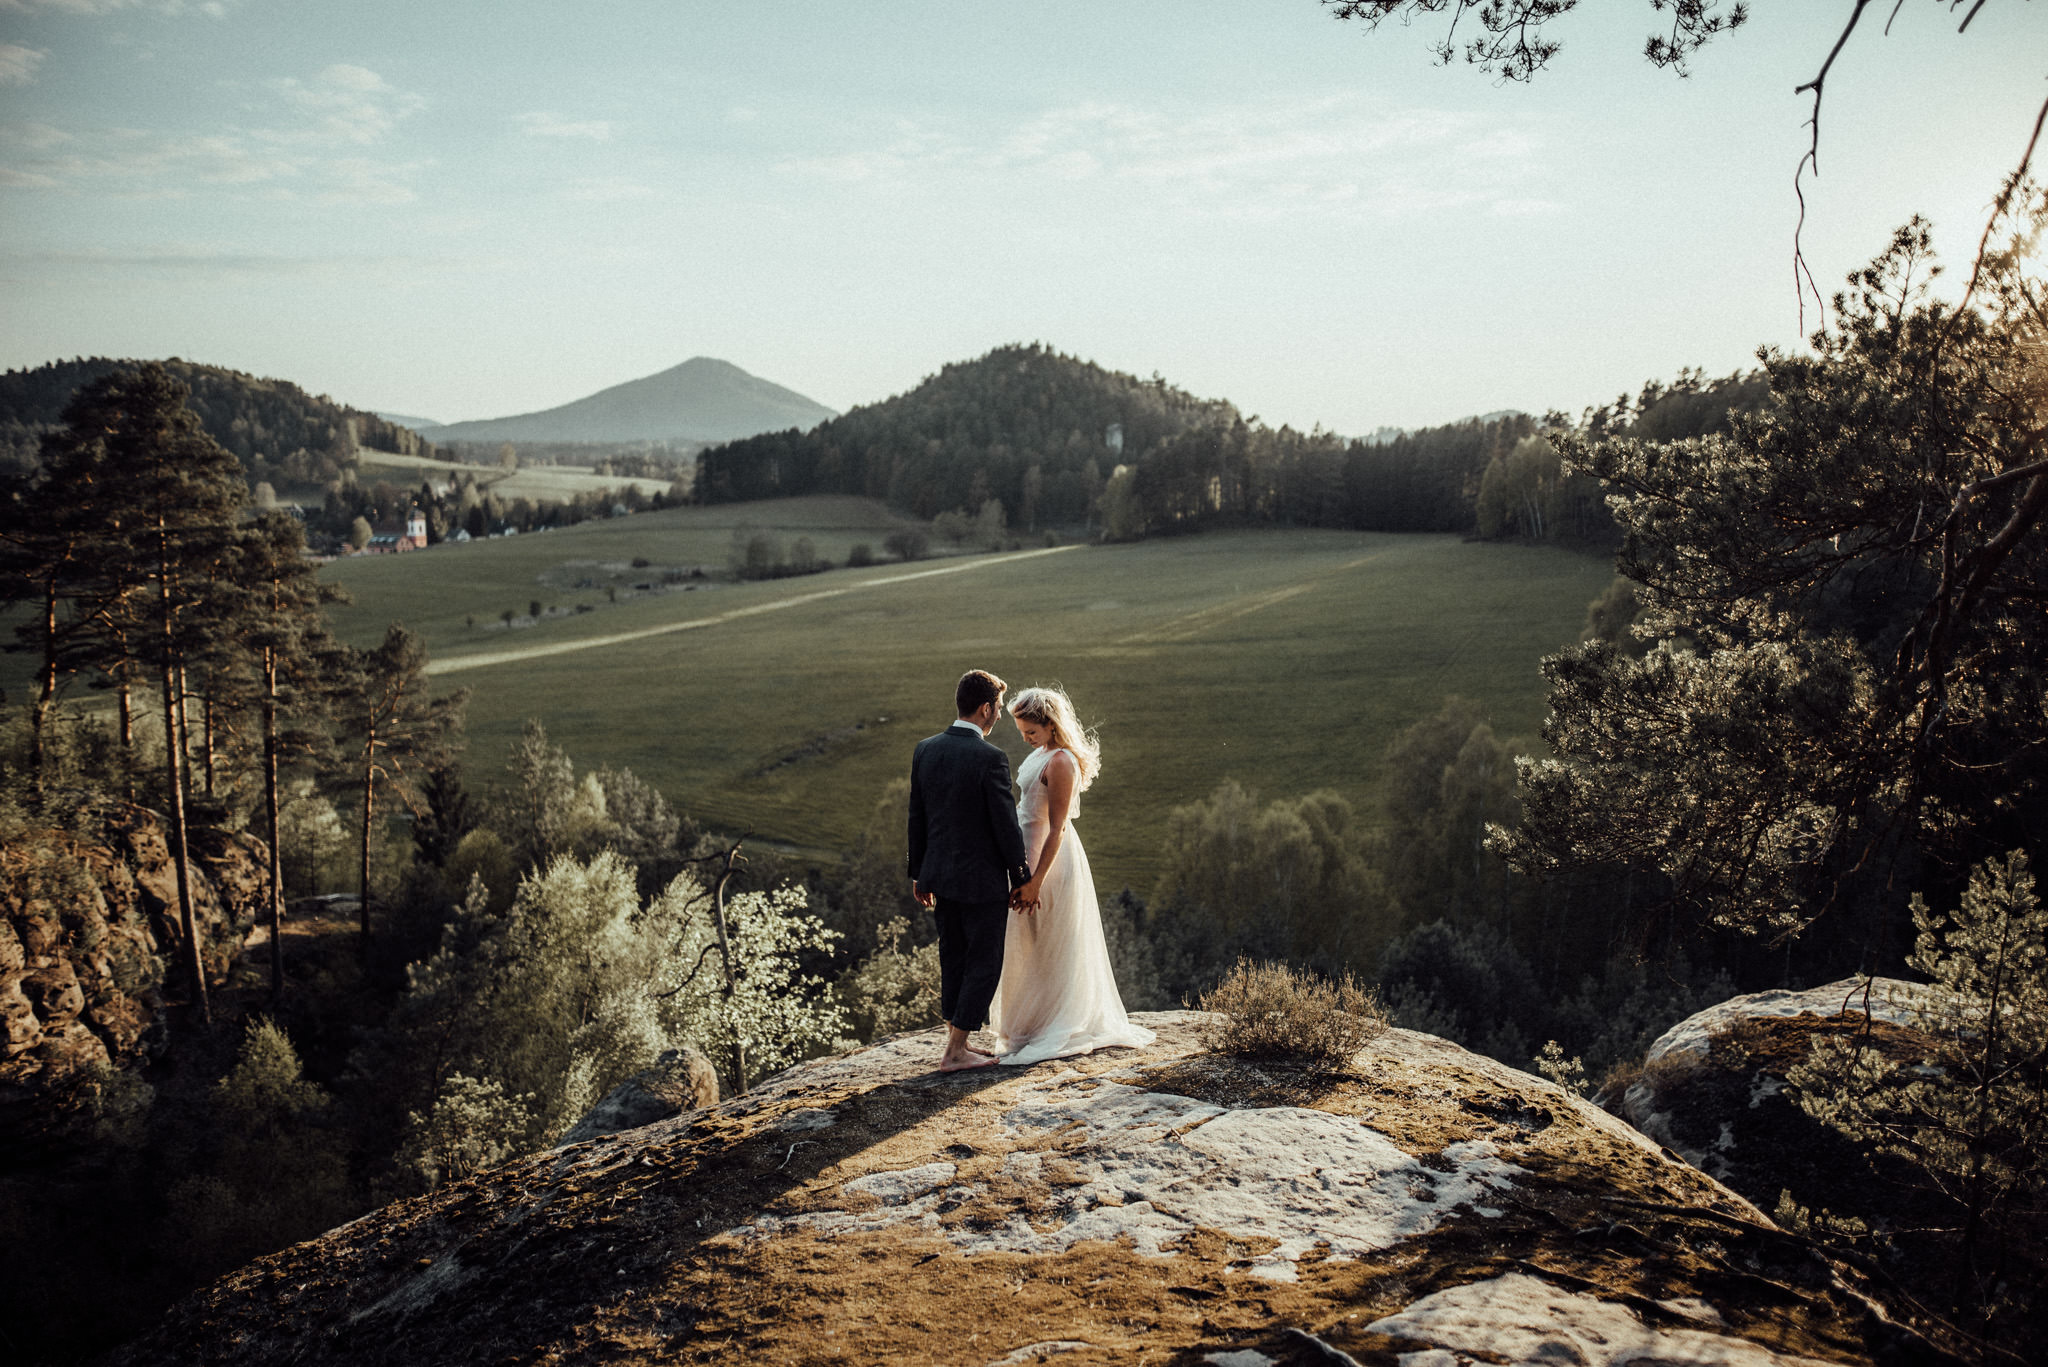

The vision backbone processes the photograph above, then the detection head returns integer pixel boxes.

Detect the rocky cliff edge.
[115,1013,1942,1366]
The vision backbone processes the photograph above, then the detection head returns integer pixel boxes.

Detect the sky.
[0,1,2042,436]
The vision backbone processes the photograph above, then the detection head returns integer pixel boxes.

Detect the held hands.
[1010,876,1041,915]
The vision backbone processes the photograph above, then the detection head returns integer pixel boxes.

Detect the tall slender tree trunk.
[116,660,135,801]
[263,650,284,1002]
[712,844,748,1093]
[359,730,377,947]
[176,663,194,777]
[157,570,209,1026]
[31,575,58,797]
[202,687,218,797]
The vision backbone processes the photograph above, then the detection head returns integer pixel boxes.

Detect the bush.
[1197,958,1385,1073]
[1377,919,1543,1065]
[837,915,940,1043]
[883,529,928,562]
[1788,851,2048,1327]
[847,542,874,567]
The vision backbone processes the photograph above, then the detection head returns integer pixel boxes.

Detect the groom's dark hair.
[956,669,1007,717]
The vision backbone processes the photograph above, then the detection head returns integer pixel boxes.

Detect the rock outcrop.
[1615,978,1946,1191]
[116,1013,1942,1365]
[562,1046,722,1144]
[0,808,264,1160]
[1609,977,1985,1313]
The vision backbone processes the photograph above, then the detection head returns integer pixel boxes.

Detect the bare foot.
[938,1051,998,1073]
[967,1045,996,1057]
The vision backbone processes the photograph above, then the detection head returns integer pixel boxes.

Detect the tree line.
[0,357,431,495]
[693,341,1771,549]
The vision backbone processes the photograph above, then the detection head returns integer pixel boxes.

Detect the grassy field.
[318,498,1613,899]
[353,446,679,501]
[4,496,1613,898]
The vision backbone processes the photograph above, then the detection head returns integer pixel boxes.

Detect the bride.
[990,686,1156,1065]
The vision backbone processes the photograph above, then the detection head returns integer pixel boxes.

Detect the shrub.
[847,542,874,567]
[837,915,940,1043]
[1788,851,2048,1324]
[1377,919,1542,1064]
[883,529,928,562]
[1197,958,1385,1072]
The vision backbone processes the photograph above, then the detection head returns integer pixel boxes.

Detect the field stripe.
[424,543,1085,676]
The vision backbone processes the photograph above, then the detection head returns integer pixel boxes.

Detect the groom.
[907,669,1032,1072]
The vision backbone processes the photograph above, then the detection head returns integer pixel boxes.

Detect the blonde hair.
[1008,685,1101,791]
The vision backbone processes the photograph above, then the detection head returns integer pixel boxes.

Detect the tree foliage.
[1323,1,1750,82]
[1503,207,2048,951]
[1789,851,2048,1327]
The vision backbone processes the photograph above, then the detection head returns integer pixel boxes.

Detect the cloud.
[516,110,613,141]
[0,43,45,84]
[2,63,426,202]
[2,244,388,275]
[267,63,424,146]
[777,93,1550,222]
[318,155,423,203]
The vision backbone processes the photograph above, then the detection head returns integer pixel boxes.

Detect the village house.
[363,507,429,554]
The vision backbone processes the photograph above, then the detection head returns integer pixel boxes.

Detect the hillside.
[694,343,1237,521]
[109,1014,1932,1365]
[694,348,1778,546]
[0,357,434,490]
[430,357,837,445]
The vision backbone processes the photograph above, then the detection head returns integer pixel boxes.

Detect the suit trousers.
[935,896,1008,1033]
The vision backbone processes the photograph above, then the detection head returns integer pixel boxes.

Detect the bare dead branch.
[1791,0,1876,333]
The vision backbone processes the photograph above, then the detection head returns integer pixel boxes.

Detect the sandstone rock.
[1618,978,1949,1182]
[561,1046,721,1143]
[112,1013,1944,1366]
[1611,977,1985,1313]
[0,807,265,1159]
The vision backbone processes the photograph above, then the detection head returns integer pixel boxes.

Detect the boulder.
[113,1013,1948,1365]
[1615,978,1948,1186]
[1609,976,1990,1325]
[562,1047,722,1144]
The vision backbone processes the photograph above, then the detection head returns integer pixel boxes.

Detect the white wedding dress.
[990,747,1156,1065]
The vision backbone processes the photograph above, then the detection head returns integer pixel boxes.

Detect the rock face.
[0,808,264,1159]
[117,1013,1934,1366]
[1612,978,1974,1298]
[562,1047,721,1144]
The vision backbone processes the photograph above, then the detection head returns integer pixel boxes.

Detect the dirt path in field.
[424,543,1083,676]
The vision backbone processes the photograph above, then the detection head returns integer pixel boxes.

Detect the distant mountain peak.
[430,358,836,446]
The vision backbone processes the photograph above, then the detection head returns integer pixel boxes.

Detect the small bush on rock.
[1197,958,1385,1072]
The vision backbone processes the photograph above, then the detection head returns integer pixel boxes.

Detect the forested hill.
[694,344,1772,544]
[0,357,432,491]
[693,343,1238,524]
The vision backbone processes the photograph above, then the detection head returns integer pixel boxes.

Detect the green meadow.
[353,446,679,502]
[318,496,1614,899]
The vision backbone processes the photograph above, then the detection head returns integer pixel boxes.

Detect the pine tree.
[229,513,344,998]
[1502,205,2048,955]
[331,623,466,946]
[1789,852,2048,1324]
[37,365,246,1022]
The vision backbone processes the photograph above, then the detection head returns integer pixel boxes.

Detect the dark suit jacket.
[907,722,1031,904]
